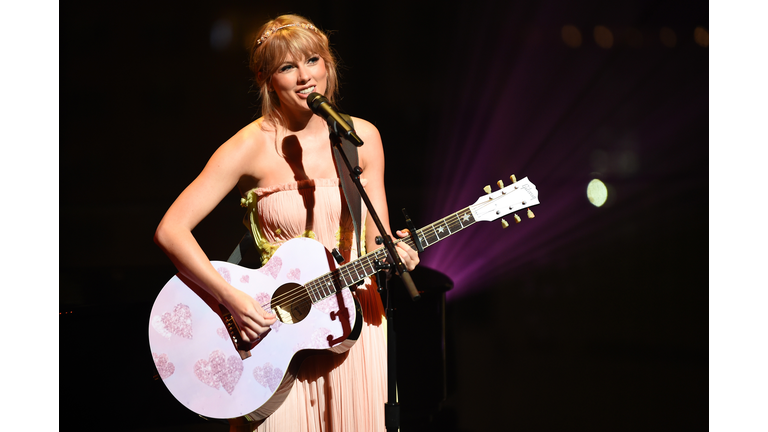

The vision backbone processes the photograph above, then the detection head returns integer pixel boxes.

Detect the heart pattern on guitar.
[258,256,282,279]
[286,268,301,281]
[152,353,175,379]
[194,350,244,395]
[293,327,334,351]
[252,362,283,393]
[151,303,193,339]
[217,267,231,283]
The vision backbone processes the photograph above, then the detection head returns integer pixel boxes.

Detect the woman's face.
[270,53,328,113]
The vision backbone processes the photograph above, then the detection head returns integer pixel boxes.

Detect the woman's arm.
[353,118,419,271]
[154,127,276,342]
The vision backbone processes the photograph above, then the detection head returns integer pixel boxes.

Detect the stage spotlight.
[587,179,608,207]
[694,26,709,47]
[594,25,614,49]
[562,25,582,48]
[660,27,677,48]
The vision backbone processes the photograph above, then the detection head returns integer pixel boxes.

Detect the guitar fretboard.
[304,207,476,303]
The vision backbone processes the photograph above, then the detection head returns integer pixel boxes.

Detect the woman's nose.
[297,65,310,83]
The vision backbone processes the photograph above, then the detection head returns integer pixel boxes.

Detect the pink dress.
[239,178,388,432]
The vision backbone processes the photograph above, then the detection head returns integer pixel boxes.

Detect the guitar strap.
[331,113,364,259]
[227,231,253,265]
[228,114,363,265]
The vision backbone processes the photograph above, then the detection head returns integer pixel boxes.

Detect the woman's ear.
[259,73,274,93]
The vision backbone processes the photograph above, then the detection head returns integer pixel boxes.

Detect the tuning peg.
[497,180,504,189]
[501,219,509,229]
[483,185,491,194]
[527,209,535,219]
[510,174,517,183]
[514,214,521,223]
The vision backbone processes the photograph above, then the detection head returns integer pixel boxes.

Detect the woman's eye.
[280,64,294,72]
[307,56,320,64]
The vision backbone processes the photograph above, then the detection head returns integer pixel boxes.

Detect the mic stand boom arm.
[328,133,421,302]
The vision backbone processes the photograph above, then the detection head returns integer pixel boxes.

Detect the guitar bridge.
[219,305,253,360]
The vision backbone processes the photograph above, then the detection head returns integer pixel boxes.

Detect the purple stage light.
[417,4,708,301]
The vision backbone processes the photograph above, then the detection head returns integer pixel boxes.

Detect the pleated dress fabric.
[240,178,387,432]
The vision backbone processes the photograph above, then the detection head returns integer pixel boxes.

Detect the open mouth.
[298,86,316,95]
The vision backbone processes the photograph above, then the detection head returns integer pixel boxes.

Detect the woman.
[154,14,419,432]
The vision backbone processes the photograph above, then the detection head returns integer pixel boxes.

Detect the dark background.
[60,1,708,430]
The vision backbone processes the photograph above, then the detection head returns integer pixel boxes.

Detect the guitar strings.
[262,247,388,310]
[263,246,393,315]
[256,196,521,312]
[255,225,426,313]
[256,208,466,311]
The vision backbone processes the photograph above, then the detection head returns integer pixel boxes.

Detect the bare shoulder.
[349,116,383,155]
[349,116,385,173]
[194,118,272,194]
[223,118,285,193]
[219,118,270,158]
[212,119,274,173]
[349,116,382,144]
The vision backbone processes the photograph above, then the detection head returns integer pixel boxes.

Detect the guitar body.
[148,175,540,421]
[148,237,362,420]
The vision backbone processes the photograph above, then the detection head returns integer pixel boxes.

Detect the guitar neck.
[304,207,476,303]
[401,206,476,251]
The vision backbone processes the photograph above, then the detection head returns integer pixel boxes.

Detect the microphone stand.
[328,131,420,432]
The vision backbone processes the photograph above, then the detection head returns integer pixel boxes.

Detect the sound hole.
[271,283,312,324]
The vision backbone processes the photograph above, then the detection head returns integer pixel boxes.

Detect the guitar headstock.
[470,176,540,227]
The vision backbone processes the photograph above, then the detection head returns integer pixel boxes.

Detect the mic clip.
[328,116,363,147]
[308,92,364,146]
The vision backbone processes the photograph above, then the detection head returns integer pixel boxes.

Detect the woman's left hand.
[394,229,420,271]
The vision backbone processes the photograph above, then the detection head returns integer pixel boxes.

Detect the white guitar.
[148,176,540,421]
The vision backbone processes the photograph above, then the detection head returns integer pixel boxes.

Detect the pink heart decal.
[156,303,193,339]
[286,268,301,281]
[253,362,284,393]
[194,350,243,395]
[217,327,229,340]
[240,274,250,283]
[294,328,333,351]
[217,267,231,283]
[257,256,282,279]
[152,353,175,379]
[314,289,355,329]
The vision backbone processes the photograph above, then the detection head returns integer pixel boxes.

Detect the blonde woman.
[154,14,419,432]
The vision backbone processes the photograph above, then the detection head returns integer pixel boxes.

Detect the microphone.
[307,92,363,146]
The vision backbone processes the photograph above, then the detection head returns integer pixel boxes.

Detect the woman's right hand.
[221,287,277,343]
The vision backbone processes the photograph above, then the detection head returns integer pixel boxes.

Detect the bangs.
[262,29,331,75]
